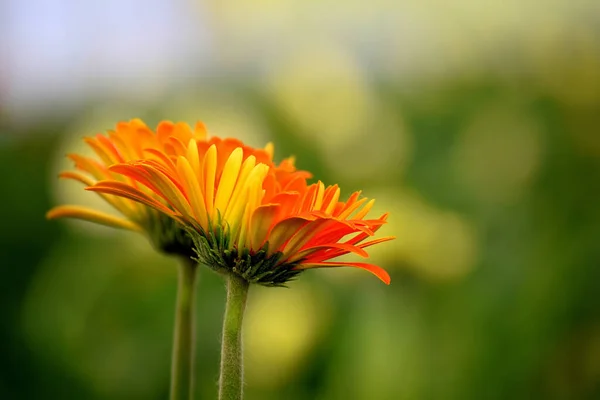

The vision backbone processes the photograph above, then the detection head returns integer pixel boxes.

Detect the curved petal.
[58,171,134,215]
[288,242,369,263]
[249,204,279,249]
[308,236,396,263]
[296,261,391,285]
[87,181,174,216]
[267,216,311,255]
[46,205,142,232]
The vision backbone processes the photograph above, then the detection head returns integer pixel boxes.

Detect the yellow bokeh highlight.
[452,104,543,204]
[268,41,372,144]
[528,22,600,107]
[244,282,331,388]
[267,41,413,179]
[160,92,270,148]
[324,104,413,182]
[367,189,478,281]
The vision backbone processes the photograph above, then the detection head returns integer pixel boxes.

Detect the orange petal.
[143,148,178,174]
[109,163,192,218]
[157,120,174,143]
[288,242,369,263]
[96,134,125,163]
[58,171,96,186]
[59,171,134,215]
[84,136,116,166]
[282,218,340,257]
[309,236,396,263]
[67,154,111,181]
[249,204,279,249]
[296,262,391,285]
[194,121,208,139]
[87,181,174,217]
[167,135,188,157]
[267,216,310,254]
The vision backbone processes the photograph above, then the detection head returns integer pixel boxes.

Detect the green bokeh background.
[2,3,600,399]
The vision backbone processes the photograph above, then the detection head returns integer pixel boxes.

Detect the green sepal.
[188,216,303,287]
[143,212,196,260]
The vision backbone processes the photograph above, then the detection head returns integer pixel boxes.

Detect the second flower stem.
[170,257,198,400]
[219,273,249,400]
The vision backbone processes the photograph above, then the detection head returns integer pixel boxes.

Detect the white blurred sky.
[1,0,596,122]
[2,0,212,118]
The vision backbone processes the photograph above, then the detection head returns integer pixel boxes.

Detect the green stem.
[219,274,250,400]
[170,258,198,400]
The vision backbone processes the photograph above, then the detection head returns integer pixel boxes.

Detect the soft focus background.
[2,1,600,399]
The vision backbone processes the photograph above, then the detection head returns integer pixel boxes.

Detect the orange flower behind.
[89,125,393,285]
[48,119,272,258]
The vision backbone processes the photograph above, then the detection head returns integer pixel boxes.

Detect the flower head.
[47,119,211,258]
[88,120,394,285]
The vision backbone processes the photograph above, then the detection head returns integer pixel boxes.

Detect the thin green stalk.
[170,258,198,400]
[219,274,250,400]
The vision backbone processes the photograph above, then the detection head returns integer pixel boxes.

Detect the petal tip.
[45,208,59,220]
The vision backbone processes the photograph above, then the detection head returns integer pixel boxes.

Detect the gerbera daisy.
[88,131,393,285]
[47,119,216,258]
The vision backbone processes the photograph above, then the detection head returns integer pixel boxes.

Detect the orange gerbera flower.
[47,119,225,258]
[88,121,393,285]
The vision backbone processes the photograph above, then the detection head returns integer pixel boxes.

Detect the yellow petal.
[194,121,208,139]
[227,163,268,242]
[337,197,368,220]
[223,155,256,221]
[323,186,341,214]
[203,144,217,217]
[353,199,375,220]
[264,142,274,160]
[58,171,96,186]
[46,205,142,231]
[214,147,243,217]
[176,156,208,228]
[312,181,325,210]
[186,139,202,184]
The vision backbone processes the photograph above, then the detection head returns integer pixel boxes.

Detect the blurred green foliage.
[2,70,600,400]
